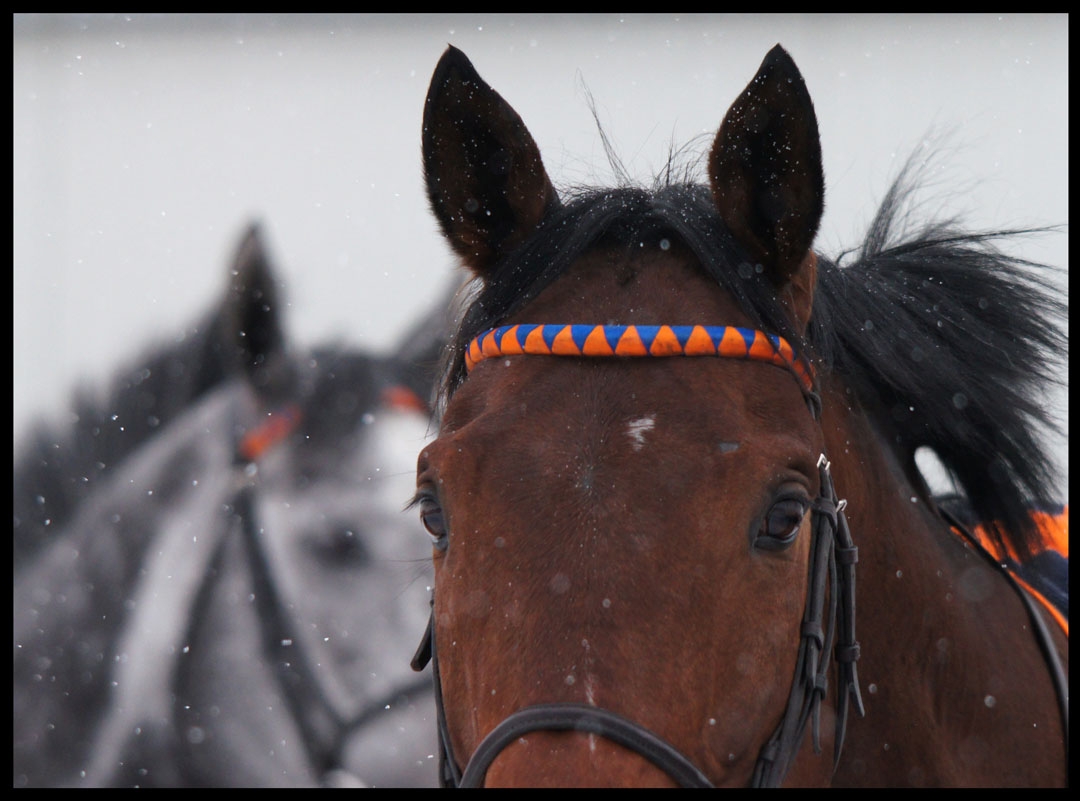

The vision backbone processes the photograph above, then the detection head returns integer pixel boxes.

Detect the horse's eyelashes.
[755,498,809,551]
[419,496,449,551]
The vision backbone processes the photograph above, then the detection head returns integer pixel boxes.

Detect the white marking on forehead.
[626,415,655,451]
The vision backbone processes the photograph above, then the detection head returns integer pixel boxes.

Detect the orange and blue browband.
[464,324,815,393]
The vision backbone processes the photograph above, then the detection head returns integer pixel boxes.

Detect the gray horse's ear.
[709,45,823,329]
[422,46,559,280]
[223,222,293,396]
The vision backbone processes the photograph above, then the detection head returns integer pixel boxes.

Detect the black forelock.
[439,181,804,405]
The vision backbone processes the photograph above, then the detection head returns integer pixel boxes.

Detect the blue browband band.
[464,324,815,394]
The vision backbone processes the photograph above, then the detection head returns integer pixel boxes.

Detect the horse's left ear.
[422,46,559,280]
[709,45,823,330]
[223,222,293,398]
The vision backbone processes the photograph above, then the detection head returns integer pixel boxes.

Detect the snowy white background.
[13,13,1067,494]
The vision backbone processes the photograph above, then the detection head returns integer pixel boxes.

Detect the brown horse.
[409,45,1068,787]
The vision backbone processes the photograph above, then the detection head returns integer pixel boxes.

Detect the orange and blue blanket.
[947,503,1069,637]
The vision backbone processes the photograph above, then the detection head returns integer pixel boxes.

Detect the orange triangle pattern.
[551,325,581,356]
[481,330,501,358]
[524,325,551,354]
[499,325,525,355]
[717,327,750,359]
[684,326,717,355]
[582,327,616,356]
[462,324,815,393]
[615,326,648,356]
[649,325,683,356]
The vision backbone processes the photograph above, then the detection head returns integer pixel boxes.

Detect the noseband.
[412,323,866,786]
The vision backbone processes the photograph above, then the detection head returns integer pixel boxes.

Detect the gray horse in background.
[13,226,455,786]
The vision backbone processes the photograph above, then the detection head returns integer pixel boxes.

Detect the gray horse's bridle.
[184,404,432,784]
[410,326,867,787]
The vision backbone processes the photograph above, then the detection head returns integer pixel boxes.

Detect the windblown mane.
[12,332,404,568]
[13,311,234,566]
[438,155,1067,562]
[809,158,1066,559]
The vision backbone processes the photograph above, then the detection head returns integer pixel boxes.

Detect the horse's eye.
[755,498,809,551]
[305,525,371,566]
[419,496,448,551]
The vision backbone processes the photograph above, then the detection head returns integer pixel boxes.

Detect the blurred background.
[13,13,1068,493]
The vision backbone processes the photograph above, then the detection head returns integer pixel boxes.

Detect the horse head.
[415,44,844,787]
[14,223,444,787]
[411,45,1068,788]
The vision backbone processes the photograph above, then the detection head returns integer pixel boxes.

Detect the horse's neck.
[15,382,245,786]
[822,385,1067,787]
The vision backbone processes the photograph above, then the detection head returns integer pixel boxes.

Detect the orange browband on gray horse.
[465,323,815,393]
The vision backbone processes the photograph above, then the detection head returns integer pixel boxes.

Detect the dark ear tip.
[239,220,263,248]
[759,44,804,82]
[229,223,280,308]
[431,44,481,89]
[235,221,268,262]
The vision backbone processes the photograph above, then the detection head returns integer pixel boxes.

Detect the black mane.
[13,311,235,567]
[439,159,1067,561]
[809,158,1067,558]
[13,308,443,567]
[12,325,416,568]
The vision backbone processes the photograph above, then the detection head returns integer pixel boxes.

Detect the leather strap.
[232,408,434,781]
[937,504,1069,785]
[458,704,713,788]
[751,455,863,786]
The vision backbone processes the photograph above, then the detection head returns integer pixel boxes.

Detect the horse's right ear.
[423,46,559,280]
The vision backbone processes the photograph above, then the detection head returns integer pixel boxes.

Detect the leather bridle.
[411,324,866,787]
